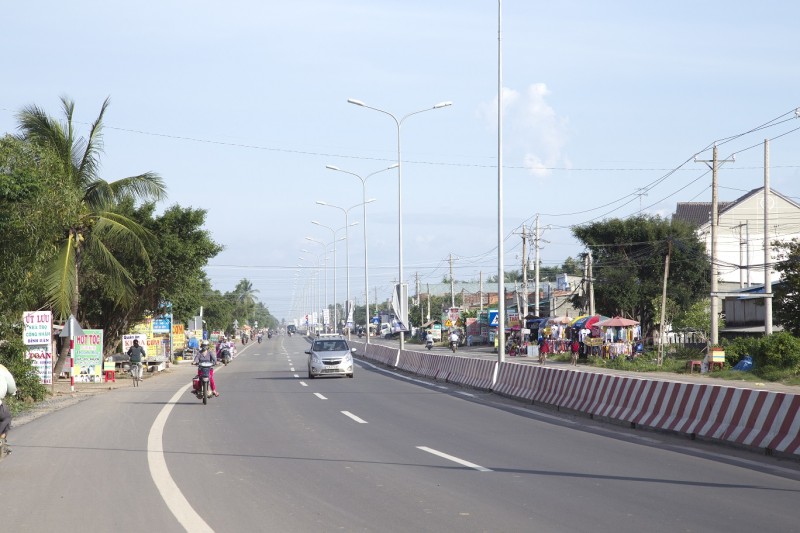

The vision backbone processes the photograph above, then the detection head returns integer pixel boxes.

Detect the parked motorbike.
[193,361,215,405]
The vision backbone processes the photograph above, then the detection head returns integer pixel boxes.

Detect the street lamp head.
[325,165,340,171]
[315,201,328,206]
[365,198,377,204]
[434,101,453,109]
[388,163,399,170]
[311,220,322,226]
[347,98,365,107]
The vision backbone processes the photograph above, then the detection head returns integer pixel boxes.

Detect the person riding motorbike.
[216,338,232,365]
[449,330,459,352]
[257,332,263,343]
[425,330,434,350]
[193,340,219,396]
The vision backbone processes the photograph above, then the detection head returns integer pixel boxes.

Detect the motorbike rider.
[425,330,434,347]
[449,330,459,348]
[193,340,219,396]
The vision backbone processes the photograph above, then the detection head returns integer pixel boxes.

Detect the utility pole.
[764,139,773,335]
[534,214,540,317]
[734,222,746,289]
[696,145,735,346]
[588,250,595,316]
[521,224,529,320]
[449,253,455,308]
[479,271,484,313]
[426,283,431,322]
[415,272,420,306]
[658,239,671,367]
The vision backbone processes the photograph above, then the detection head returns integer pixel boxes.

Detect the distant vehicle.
[287,325,297,334]
[306,335,355,379]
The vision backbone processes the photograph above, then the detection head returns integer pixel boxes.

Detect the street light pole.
[348,98,452,350]
[312,221,357,333]
[325,163,397,345]
[316,199,375,339]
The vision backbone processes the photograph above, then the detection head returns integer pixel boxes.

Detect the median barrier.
[397,350,424,374]
[445,356,496,390]
[493,362,539,401]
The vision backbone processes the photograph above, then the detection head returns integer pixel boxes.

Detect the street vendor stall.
[594,316,640,359]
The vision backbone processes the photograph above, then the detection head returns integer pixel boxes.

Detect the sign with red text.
[25,346,53,385]
[23,311,52,345]
[74,329,103,383]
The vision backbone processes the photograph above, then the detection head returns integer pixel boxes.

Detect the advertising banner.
[25,346,53,385]
[23,311,52,345]
[152,316,171,334]
[74,329,103,383]
[122,333,148,354]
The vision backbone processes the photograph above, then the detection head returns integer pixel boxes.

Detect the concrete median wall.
[352,344,800,456]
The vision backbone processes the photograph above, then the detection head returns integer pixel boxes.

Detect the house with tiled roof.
[673,187,800,286]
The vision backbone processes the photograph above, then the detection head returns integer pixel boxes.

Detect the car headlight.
[343,352,352,363]
[311,353,321,364]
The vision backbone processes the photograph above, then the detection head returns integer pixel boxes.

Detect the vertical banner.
[23,311,53,384]
[391,284,409,331]
[74,329,103,383]
[25,346,53,385]
[23,311,52,345]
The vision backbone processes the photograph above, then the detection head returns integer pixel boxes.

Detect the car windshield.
[314,340,348,351]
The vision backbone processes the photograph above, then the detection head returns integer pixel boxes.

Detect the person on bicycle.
[127,339,146,384]
[193,340,219,396]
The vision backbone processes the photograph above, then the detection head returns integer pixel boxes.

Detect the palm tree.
[17,96,166,374]
[234,278,260,324]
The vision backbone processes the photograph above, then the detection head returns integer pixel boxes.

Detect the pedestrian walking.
[570,339,580,366]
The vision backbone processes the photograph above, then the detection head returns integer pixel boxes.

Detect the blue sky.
[3,1,799,323]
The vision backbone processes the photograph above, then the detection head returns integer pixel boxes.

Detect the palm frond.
[16,103,74,180]
[83,179,115,210]
[85,235,136,306]
[77,96,110,185]
[109,172,167,202]
[93,212,154,268]
[44,236,77,319]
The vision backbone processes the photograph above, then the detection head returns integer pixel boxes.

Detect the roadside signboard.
[122,333,148,354]
[23,311,52,345]
[25,346,53,385]
[488,310,498,327]
[152,316,171,334]
[74,329,103,383]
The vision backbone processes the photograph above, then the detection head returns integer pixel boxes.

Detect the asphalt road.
[2,335,799,532]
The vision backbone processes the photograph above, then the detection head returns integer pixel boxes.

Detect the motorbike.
[218,348,231,366]
[450,339,458,353]
[268,332,273,339]
[426,339,433,350]
[257,334,262,343]
[193,361,215,405]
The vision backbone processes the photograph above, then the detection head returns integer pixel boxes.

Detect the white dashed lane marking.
[417,446,492,472]
[341,411,368,424]
[314,393,328,400]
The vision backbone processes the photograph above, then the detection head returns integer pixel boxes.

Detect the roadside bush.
[0,337,49,405]
[726,332,800,373]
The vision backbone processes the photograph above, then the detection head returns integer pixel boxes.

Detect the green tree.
[79,202,223,352]
[773,238,800,336]
[0,135,66,320]
[571,216,709,337]
[17,96,166,372]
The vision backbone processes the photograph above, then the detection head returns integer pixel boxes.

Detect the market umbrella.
[569,315,589,327]
[595,316,640,328]
[547,316,572,325]
[571,315,607,330]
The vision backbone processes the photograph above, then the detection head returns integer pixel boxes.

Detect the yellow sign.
[445,320,452,327]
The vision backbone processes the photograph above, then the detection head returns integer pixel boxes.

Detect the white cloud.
[478,83,570,179]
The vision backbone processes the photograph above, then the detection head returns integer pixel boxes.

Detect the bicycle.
[130,362,143,387]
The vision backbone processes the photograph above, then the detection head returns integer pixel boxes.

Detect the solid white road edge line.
[314,393,328,400]
[147,383,214,533]
[417,446,492,472]
[341,411,368,424]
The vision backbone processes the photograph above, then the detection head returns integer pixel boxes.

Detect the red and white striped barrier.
[445,356,496,390]
[493,362,800,456]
